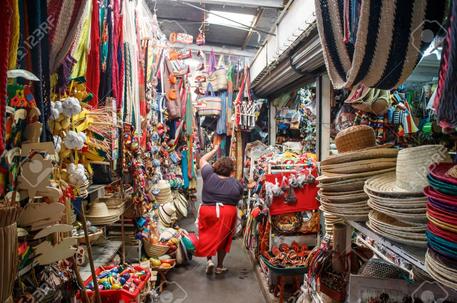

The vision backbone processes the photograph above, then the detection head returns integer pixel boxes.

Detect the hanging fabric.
[314,0,446,89]
[98,0,113,106]
[86,0,100,107]
[216,90,227,135]
[434,0,457,130]
[0,0,13,155]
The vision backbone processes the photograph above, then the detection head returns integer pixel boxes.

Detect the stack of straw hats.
[154,180,173,204]
[364,145,452,247]
[318,125,398,224]
[86,201,121,225]
[424,163,457,288]
[157,192,189,227]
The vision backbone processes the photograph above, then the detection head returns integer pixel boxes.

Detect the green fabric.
[185,92,193,136]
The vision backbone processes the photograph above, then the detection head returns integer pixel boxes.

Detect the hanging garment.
[315,0,446,89]
[8,0,19,69]
[86,0,100,107]
[26,0,52,142]
[434,0,457,129]
[98,0,113,106]
[47,0,85,73]
[0,0,13,155]
[70,0,92,78]
[111,0,122,102]
[216,90,227,135]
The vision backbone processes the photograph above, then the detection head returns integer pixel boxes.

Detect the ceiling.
[146,0,284,52]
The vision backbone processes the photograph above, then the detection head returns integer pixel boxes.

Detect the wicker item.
[321,148,398,166]
[367,200,427,224]
[335,125,376,153]
[73,229,103,245]
[143,240,169,258]
[367,222,427,247]
[0,205,19,303]
[321,158,396,174]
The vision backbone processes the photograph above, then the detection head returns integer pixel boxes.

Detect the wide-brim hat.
[428,222,457,243]
[87,202,118,218]
[318,206,368,221]
[322,148,398,167]
[427,175,457,196]
[424,186,457,205]
[321,158,396,174]
[425,250,457,289]
[173,193,188,218]
[367,200,426,224]
[317,178,367,192]
[365,145,452,195]
[429,163,457,186]
[369,211,426,232]
[366,221,427,247]
[317,167,395,183]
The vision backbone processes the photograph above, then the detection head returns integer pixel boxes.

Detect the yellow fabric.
[8,0,20,69]
[71,0,92,78]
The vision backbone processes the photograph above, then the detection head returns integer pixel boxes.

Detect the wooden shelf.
[79,240,122,281]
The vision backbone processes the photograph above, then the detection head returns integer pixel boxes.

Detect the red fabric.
[111,0,120,102]
[195,204,237,257]
[86,0,100,108]
[0,0,13,155]
[265,172,319,216]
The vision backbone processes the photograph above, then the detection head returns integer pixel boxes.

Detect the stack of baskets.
[364,145,452,247]
[318,126,398,223]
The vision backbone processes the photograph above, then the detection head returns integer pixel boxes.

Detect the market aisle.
[165,177,266,303]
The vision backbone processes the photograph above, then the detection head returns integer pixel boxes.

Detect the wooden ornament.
[33,237,77,265]
[17,202,65,228]
[33,224,73,239]
[23,121,42,143]
[21,142,56,156]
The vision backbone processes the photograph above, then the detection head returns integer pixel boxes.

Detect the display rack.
[347,221,426,272]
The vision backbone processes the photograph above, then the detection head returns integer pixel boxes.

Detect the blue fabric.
[216,90,227,134]
[182,150,189,189]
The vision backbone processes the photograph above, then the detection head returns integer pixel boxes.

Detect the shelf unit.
[80,240,122,281]
[347,221,426,272]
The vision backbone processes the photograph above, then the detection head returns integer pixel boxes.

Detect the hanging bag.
[196,83,222,116]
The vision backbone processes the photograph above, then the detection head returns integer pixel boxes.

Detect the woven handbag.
[196,96,222,116]
[209,68,227,91]
[196,83,222,116]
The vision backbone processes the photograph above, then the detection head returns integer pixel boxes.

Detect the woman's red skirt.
[195,204,237,257]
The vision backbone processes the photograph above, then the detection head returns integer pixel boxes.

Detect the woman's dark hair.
[213,157,235,177]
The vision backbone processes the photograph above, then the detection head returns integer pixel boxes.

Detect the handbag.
[208,68,227,91]
[196,83,222,116]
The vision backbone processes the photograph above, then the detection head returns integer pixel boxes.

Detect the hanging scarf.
[87,0,100,107]
[434,0,457,129]
[181,150,189,189]
[70,0,92,78]
[315,0,446,89]
[98,0,113,106]
[0,0,13,155]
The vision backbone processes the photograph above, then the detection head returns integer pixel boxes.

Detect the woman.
[195,144,243,275]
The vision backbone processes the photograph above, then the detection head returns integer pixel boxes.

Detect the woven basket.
[335,125,376,153]
[143,240,169,258]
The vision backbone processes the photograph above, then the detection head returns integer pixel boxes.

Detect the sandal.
[206,260,215,275]
[215,267,228,274]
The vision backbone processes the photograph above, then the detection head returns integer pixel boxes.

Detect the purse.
[196,83,222,116]
[209,68,227,91]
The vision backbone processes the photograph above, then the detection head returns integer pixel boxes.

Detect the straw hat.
[335,125,376,153]
[369,211,426,232]
[364,145,452,195]
[321,148,398,166]
[86,202,120,225]
[367,221,427,247]
[154,180,173,204]
[367,200,427,224]
[321,158,396,174]
[429,163,457,186]
[425,251,457,289]
[158,202,177,226]
[317,167,395,183]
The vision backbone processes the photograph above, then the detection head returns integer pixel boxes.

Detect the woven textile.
[315,0,446,89]
[434,0,457,129]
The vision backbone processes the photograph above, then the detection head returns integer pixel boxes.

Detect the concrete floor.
[162,177,266,303]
